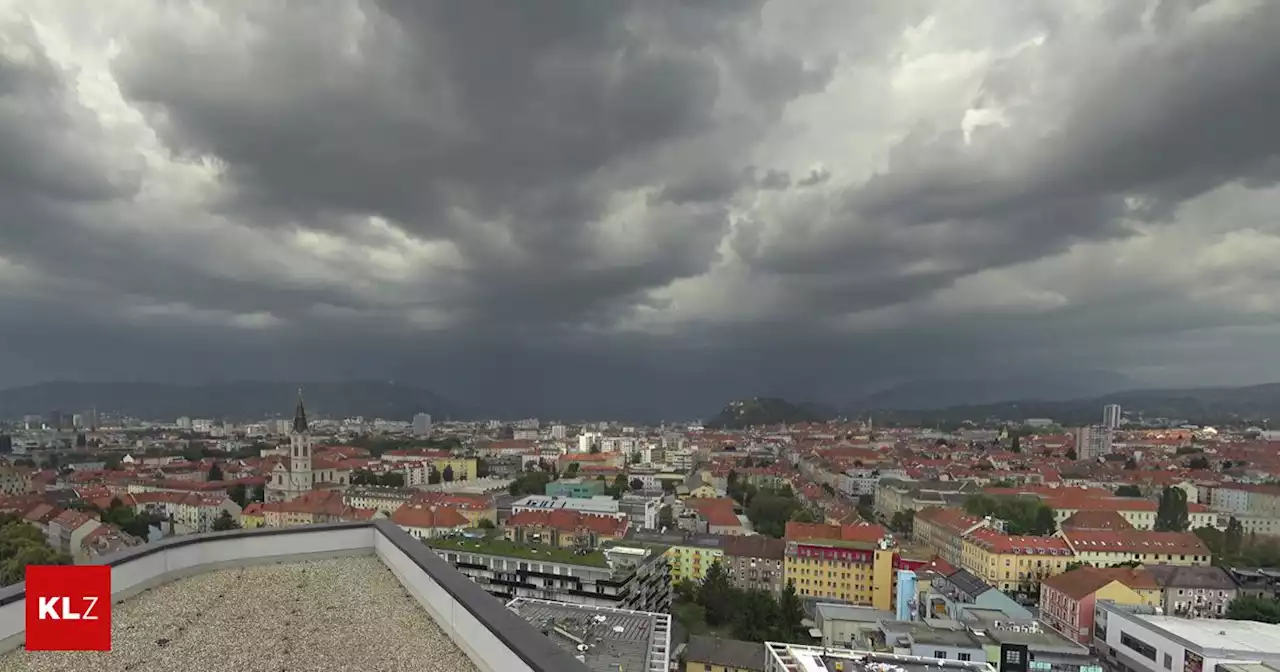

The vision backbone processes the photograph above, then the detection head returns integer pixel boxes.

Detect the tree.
[1225,516,1245,559]
[207,462,224,482]
[251,484,265,502]
[1115,485,1143,497]
[602,474,629,499]
[698,561,735,626]
[745,485,803,538]
[1188,456,1210,470]
[1124,457,1138,470]
[1155,486,1190,532]
[509,471,553,497]
[477,518,496,530]
[428,467,442,485]
[890,510,915,536]
[566,462,580,477]
[661,480,676,494]
[211,510,240,531]
[75,433,87,448]
[228,483,248,508]
[1064,561,1091,572]
[1065,448,1077,460]
[0,514,72,586]
[589,444,601,454]
[776,580,806,640]
[1010,435,1021,453]
[630,478,644,491]
[476,458,490,478]
[1033,505,1058,536]
[964,494,1057,536]
[442,465,455,482]
[731,589,781,642]
[380,472,406,487]
[1228,596,1280,624]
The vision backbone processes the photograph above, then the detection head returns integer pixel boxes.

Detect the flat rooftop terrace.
[507,598,671,672]
[0,556,477,672]
[0,521,592,672]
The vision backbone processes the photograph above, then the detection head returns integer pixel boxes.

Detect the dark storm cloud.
[734,0,1280,320]
[2,0,1280,417]
[106,0,816,330]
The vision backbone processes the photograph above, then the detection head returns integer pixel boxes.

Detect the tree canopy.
[1155,487,1190,532]
[1228,596,1280,623]
[681,560,808,643]
[0,513,72,586]
[963,494,1057,536]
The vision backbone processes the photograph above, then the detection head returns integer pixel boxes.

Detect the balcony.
[0,520,588,672]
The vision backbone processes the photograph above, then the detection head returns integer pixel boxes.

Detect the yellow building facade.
[667,543,725,585]
[960,532,1075,593]
[783,541,898,610]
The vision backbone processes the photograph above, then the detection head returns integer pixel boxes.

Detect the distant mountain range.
[4,378,1280,427]
[858,382,1280,427]
[0,381,462,423]
[850,370,1138,410]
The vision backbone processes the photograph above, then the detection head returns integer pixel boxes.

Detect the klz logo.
[25,565,112,651]
[37,596,101,620]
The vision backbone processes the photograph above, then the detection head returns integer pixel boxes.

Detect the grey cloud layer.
[2,0,1280,416]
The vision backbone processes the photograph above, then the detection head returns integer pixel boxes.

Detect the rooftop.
[767,642,995,672]
[507,598,671,672]
[427,533,611,567]
[0,556,478,672]
[0,520,593,672]
[1132,613,1280,654]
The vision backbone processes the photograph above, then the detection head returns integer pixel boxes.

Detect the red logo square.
[25,565,112,651]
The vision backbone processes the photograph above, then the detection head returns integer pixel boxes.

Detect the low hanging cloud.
[1,0,1279,417]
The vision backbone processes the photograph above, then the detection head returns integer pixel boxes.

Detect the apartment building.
[1040,566,1161,644]
[388,503,470,539]
[505,509,629,548]
[426,537,672,613]
[913,507,991,566]
[960,529,1074,593]
[875,479,981,519]
[1058,530,1211,567]
[343,486,416,514]
[783,522,910,610]
[722,534,787,595]
[1142,565,1239,619]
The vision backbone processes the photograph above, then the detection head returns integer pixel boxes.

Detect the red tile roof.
[1041,565,1158,600]
[965,529,1072,555]
[1061,510,1134,531]
[390,504,469,529]
[785,521,888,544]
[1061,529,1209,556]
[506,509,627,537]
[684,498,742,528]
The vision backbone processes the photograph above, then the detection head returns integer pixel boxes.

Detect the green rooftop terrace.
[425,534,611,568]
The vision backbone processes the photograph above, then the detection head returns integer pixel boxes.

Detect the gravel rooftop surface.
[0,555,480,672]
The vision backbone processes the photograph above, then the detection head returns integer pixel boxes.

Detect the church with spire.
[265,392,352,502]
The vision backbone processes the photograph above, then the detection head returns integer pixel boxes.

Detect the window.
[936,651,948,659]
[1120,632,1157,661]
[1005,650,1023,664]
[1164,653,1173,669]
[960,653,972,662]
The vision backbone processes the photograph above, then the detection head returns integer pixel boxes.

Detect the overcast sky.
[2,0,1279,416]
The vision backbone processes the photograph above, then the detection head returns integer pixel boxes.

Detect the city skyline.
[2,2,1280,417]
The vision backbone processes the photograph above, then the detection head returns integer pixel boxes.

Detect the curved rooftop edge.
[0,519,590,672]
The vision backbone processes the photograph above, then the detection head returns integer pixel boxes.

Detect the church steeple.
[293,388,308,433]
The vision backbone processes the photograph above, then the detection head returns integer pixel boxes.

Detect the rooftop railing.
[0,519,589,672]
